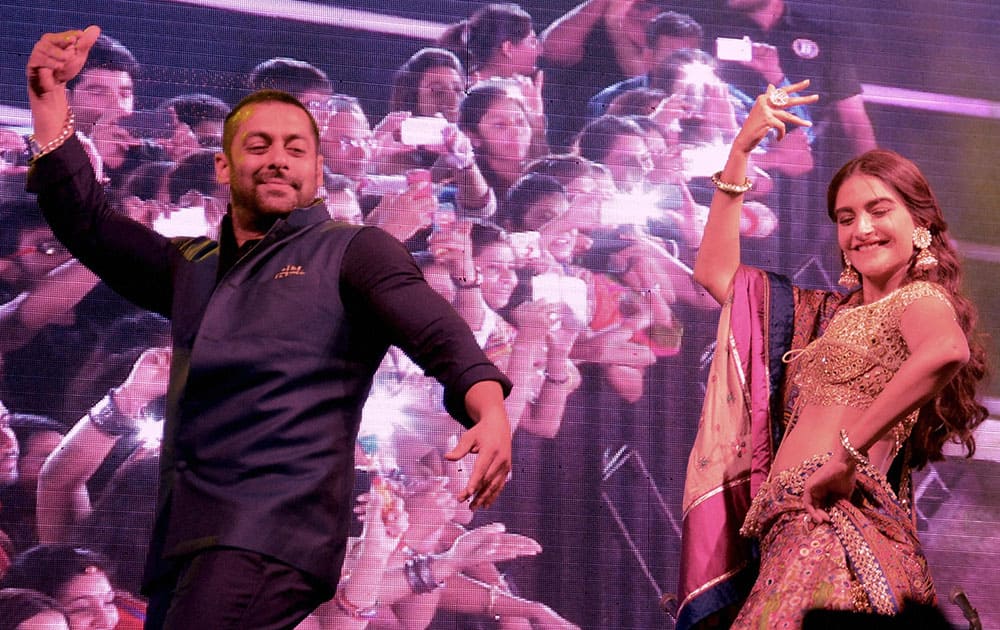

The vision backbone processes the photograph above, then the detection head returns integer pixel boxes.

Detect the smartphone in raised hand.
[715,36,753,62]
[399,116,449,146]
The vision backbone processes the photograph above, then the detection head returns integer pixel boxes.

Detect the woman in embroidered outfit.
[675,79,988,629]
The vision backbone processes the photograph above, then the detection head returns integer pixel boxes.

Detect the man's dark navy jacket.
[28,135,511,593]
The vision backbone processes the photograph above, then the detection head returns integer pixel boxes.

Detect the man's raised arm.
[27,25,101,146]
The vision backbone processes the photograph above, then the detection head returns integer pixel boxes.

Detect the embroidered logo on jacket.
[274,265,305,279]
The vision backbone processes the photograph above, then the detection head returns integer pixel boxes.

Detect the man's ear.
[214,151,229,184]
[500,40,514,60]
[315,153,324,188]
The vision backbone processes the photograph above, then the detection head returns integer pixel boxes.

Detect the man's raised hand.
[27,25,101,99]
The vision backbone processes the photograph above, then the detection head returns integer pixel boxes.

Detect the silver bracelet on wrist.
[839,429,870,467]
[27,108,75,163]
[710,170,753,195]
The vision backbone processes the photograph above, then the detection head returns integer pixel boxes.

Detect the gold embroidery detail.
[740,453,828,538]
[784,281,953,459]
[741,454,905,615]
[274,264,305,279]
[830,507,896,614]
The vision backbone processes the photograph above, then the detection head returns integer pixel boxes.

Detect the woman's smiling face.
[477,242,519,310]
[834,173,916,298]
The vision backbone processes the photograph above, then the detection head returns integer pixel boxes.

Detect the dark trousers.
[144,547,331,630]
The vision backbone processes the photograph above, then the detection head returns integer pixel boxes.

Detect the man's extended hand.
[444,380,512,509]
[27,25,101,146]
[27,25,101,99]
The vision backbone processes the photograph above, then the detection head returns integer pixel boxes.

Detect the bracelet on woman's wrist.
[710,170,753,195]
[88,388,139,437]
[334,582,379,620]
[839,429,870,467]
[404,554,444,594]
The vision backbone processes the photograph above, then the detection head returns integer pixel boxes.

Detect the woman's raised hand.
[733,79,818,154]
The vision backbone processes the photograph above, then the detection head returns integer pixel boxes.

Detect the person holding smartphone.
[586,11,704,121]
[437,4,549,158]
[541,0,675,150]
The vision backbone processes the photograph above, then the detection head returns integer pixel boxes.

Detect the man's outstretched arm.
[445,380,512,509]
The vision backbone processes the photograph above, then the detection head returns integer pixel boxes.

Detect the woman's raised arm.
[692,80,817,304]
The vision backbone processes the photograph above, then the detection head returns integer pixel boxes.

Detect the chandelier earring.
[838,251,860,288]
[912,226,938,272]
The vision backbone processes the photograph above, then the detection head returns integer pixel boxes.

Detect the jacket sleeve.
[26,134,175,317]
[340,226,512,428]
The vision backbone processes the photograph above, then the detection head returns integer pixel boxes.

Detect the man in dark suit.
[26,25,514,629]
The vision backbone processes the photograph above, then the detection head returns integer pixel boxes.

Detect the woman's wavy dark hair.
[467,3,533,67]
[389,47,465,114]
[0,588,67,630]
[827,149,990,469]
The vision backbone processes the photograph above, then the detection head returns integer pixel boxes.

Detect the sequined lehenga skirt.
[731,454,935,629]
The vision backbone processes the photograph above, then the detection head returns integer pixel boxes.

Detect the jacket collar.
[284,199,331,228]
[220,199,329,240]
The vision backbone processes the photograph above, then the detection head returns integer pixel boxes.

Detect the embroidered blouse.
[785,281,955,457]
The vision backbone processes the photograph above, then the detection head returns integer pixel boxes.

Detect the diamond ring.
[768,89,790,107]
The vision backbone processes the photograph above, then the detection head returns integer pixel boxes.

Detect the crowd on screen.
[0,1,874,628]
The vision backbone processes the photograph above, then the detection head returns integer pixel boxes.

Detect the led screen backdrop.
[0,1,998,628]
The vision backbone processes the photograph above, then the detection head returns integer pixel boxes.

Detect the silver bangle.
[28,108,75,163]
[710,170,753,195]
[839,429,870,467]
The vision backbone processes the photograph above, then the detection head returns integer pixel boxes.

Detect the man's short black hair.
[67,33,139,89]
[248,57,332,100]
[222,89,320,156]
[163,93,230,129]
[646,12,703,48]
